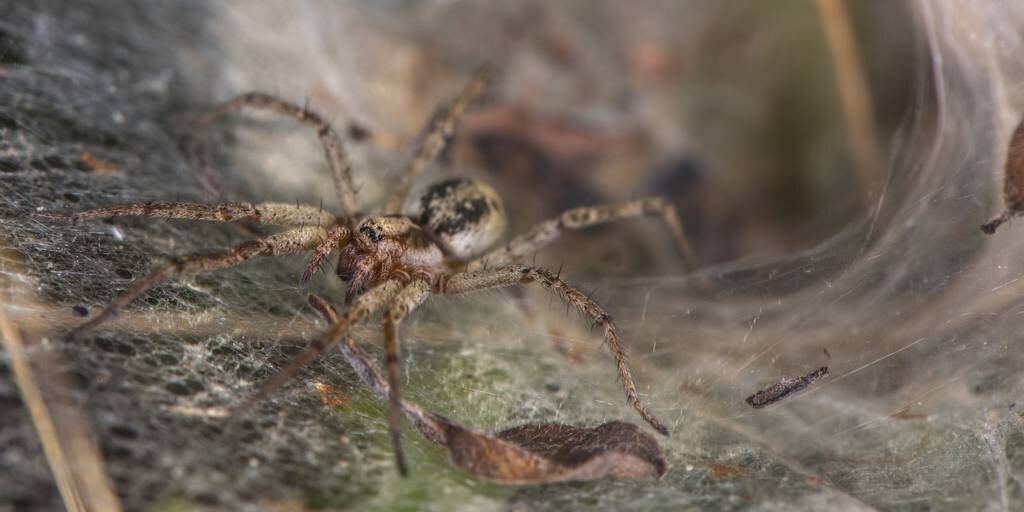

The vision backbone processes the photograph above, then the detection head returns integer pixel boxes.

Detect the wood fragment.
[746,366,829,409]
[706,463,752,479]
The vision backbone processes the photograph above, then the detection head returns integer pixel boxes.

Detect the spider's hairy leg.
[307,294,446,444]
[41,201,337,228]
[301,225,350,287]
[69,226,329,339]
[238,280,403,412]
[383,64,496,213]
[476,197,697,271]
[198,92,361,217]
[382,280,432,477]
[442,265,670,436]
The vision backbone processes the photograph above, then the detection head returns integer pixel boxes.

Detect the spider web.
[3,1,1024,511]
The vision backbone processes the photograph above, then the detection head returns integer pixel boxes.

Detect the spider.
[48,65,697,476]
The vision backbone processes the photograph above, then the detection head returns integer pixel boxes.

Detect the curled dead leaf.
[442,420,667,484]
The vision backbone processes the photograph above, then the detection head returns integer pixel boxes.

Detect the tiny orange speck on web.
[80,152,120,173]
[313,382,351,407]
[706,463,751,479]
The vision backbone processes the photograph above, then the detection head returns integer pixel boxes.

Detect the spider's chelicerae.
[52,66,697,476]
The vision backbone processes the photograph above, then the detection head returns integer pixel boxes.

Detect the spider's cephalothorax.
[53,66,698,477]
[338,215,443,302]
[338,177,506,302]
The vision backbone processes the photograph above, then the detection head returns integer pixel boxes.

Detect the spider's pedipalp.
[199,92,361,217]
[442,264,670,437]
[301,225,350,287]
[68,226,328,339]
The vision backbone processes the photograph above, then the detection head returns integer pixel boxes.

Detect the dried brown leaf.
[982,116,1024,234]
[440,420,668,484]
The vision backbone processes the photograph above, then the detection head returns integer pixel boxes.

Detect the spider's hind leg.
[306,293,447,445]
[477,197,697,271]
[238,280,403,413]
[383,65,495,213]
[198,92,361,217]
[442,264,670,436]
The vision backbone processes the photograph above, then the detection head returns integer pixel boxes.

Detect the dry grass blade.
[815,0,884,206]
[0,312,123,512]
[1,240,121,512]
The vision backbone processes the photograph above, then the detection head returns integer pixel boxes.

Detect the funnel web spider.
[50,66,696,476]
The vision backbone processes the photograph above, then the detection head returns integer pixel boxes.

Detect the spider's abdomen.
[406,177,507,260]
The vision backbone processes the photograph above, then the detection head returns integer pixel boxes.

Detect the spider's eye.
[360,225,383,242]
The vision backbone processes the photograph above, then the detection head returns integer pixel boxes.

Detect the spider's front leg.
[301,225,350,287]
[239,280,403,410]
[442,265,670,436]
[68,225,330,339]
[476,197,697,271]
[241,280,434,476]
[306,294,444,444]
[381,280,432,476]
[41,200,337,228]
